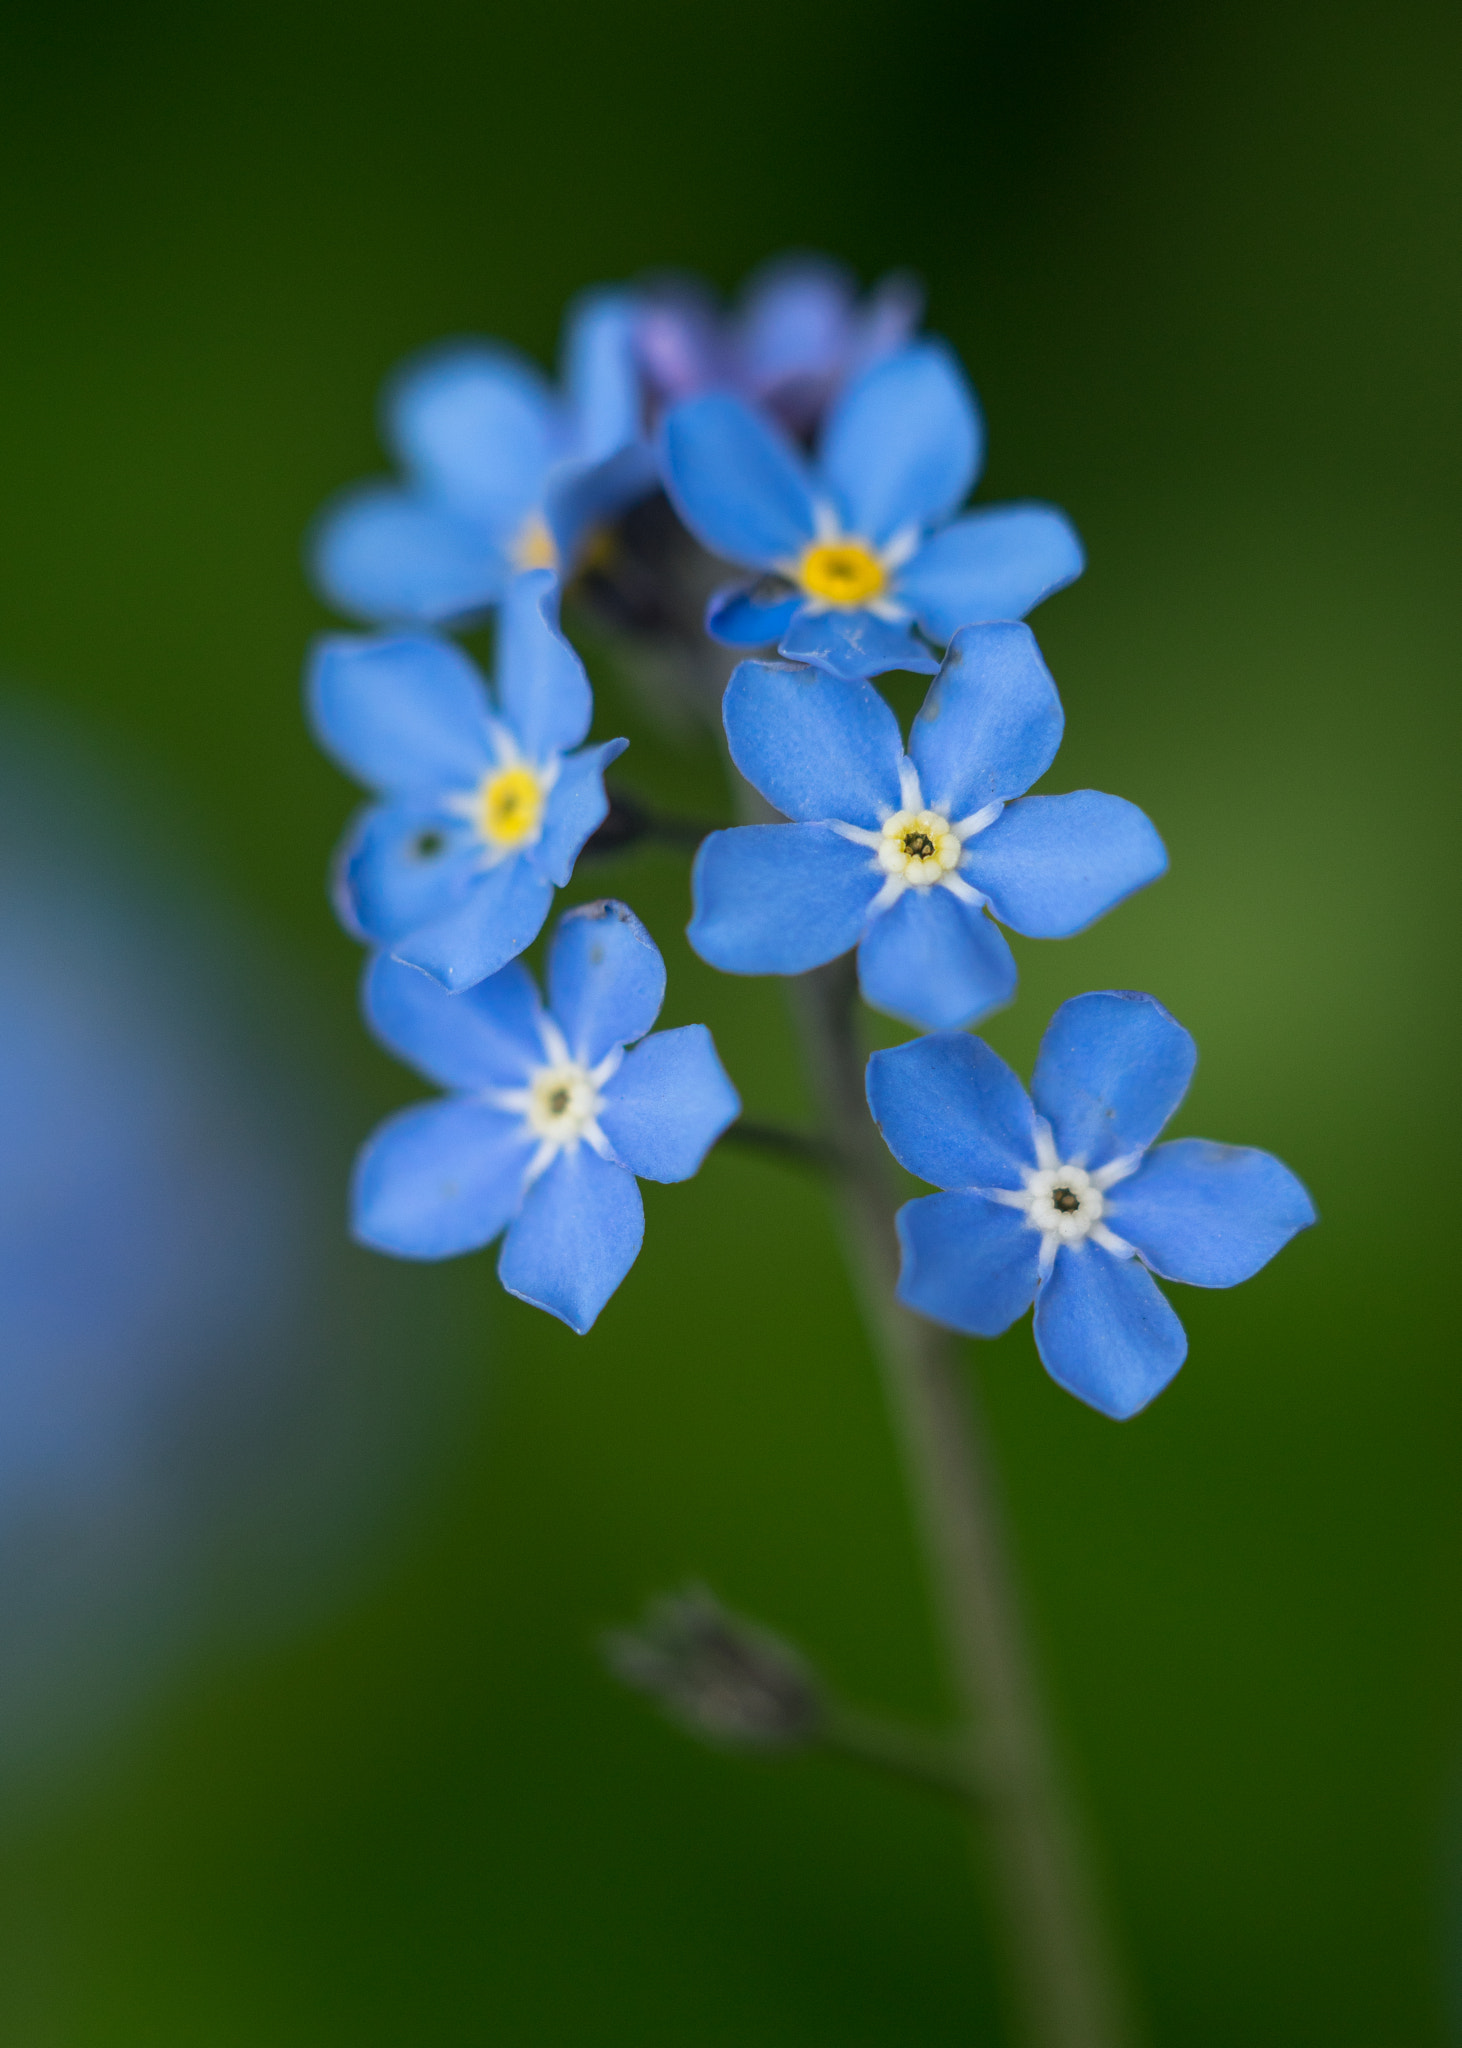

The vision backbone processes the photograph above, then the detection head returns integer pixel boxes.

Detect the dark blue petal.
[896,504,1086,642]
[334,802,483,947]
[818,341,982,543]
[895,1193,1040,1337]
[1033,1247,1187,1420]
[361,950,542,1093]
[659,394,817,568]
[688,825,878,976]
[386,342,557,520]
[307,632,493,794]
[311,486,505,626]
[856,888,1017,1031]
[352,1098,532,1259]
[909,623,1064,817]
[532,739,628,888]
[598,1025,741,1183]
[1031,991,1197,1171]
[393,856,556,993]
[723,660,903,826]
[1106,1138,1317,1288]
[963,792,1167,938]
[548,900,666,1065]
[561,287,643,463]
[778,606,939,681]
[498,1146,645,1333]
[494,570,594,758]
[706,583,800,648]
[866,1032,1037,1190]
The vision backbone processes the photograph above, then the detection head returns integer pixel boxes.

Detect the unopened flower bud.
[603,1587,823,1751]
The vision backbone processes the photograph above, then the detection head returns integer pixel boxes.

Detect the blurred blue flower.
[688,626,1165,1031]
[660,340,1084,680]
[311,289,655,626]
[309,571,626,992]
[867,992,1316,1419]
[354,901,740,1333]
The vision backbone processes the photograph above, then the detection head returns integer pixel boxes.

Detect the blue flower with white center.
[867,992,1317,1419]
[659,338,1084,681]
[308,570,626,992]
[352,902,741,1334]
[311,290,656,627]
[688,624,1166,1032]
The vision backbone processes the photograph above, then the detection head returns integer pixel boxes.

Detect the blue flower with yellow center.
[659,340,1084,680]
[308,571,626,991]
[352,902,741,1333]
[867,992,1317,1418]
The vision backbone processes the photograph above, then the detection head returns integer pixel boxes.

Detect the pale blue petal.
[352,1098,532,1260]
[1106,1139,1317,1288]
[778,606,938,681]
[818,341,982,543]
[548,900,666,1065]
[334,802,482,947]
[307,632,493,794]
[688,825,878,976]
[1034,1247,1187,1420]
[1031,991,1197,1172]
[738,255,857,394]
[598,1025,741,1183]
[896,504,1086,642]
[545,440,658,563]
[498,1146,645,1334]
[706,584,800,648]
[361,951,542,1092]
[963,792,1167,938]
[856,888,1017,1031]
[562,288,643,463]
[895,1194,1040,1337]
[909,622,1064,816]
[494,570,593,758]
[659,394,817,568]
[311,486,506,626]
[531,739,628,888]
[866,1032,1036,1190]
[393,855,556,994]
[722,660,903,826]
[386,342,557,519]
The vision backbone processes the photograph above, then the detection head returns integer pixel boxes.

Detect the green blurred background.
[0,0,1457,2039]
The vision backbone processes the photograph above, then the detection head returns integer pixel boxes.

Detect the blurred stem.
[787,957,1134,2048]
[820,1701,977,1801]
[718,1118,835,1173]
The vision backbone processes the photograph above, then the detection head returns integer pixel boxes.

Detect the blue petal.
[896,504,1086,642]
[659,394,817,568]
[598,1024,741,1183]
[307,632,493,794]
[311,486,505,626]
[818,341,982,543]
[895,1193,1040,1337]
[723,660,903,826]
[866,1031,1037,1190]
[494,570,593,758]
[856,888,1017,1031]
[547,900,666,1066]
[778,606,939,681]
[352,1098,532,1259]
[532,739,628,888]
[498,1145,644,1334]
[1033,1247,1187,1420]
[706,584,800,648]
[738,255,857,394]
[386,342,557,520]
[963,792,1167,938]
[334,802,484,947]
[1106,1139,1316,1288]
[1031,991,1197,1172]
[361,950,542,1092]
[688,825,879,976]
[561,288,643,463]
[909,623,1064,816]
[393,855,556,993]
[546,440,658,563]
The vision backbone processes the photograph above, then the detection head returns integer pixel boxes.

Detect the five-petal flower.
[867,991,1316,1418]
[353,901,741,1333]
[308,571,626,991]
[687,624,1166,1031]
[659,339,1085,680]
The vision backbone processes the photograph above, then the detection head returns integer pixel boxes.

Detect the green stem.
[820,1701,978,1801]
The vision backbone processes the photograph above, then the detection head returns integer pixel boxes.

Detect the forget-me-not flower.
[659,339,1084,680]
[353,902,741,1333]
[688,624,1166,1031]
[312,290,655,627]
[308,571,625,991]
[867,992,1316,1419]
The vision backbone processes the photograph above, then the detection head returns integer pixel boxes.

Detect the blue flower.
[659,339,1084,680]
[867,993,1317,1419]
[687,625,1166,1031]
[352,902,741,1333]
[308,570,626,992]
[311,290,656,627]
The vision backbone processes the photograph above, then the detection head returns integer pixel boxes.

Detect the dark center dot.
[902,830,935,859]
[547,1086,571,1116]
[1051,1186,1081,1214]
[412,830,445,859]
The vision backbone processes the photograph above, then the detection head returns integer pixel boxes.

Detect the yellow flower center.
[511,511,560,574]
[877,808,962,888]
[477,764,545,848]
[795,538,888,608]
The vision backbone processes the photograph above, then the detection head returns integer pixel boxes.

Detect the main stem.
[788,957,1133,2048]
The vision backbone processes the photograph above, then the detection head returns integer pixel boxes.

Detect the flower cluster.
[305,253,1313,1400]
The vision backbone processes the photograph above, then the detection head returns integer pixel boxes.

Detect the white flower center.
[877,808,963,888]
[1022,1163,1105,1243]
[525,1060,601,1143]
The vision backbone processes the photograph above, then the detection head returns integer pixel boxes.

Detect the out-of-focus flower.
[660,341,1084,681]
[311,290,654,627]
[354,901,740,1333]
[688,626,1166,1031]
[867,993,1316,1419]
[604,1587,823,1750]
[308,572,625,992]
